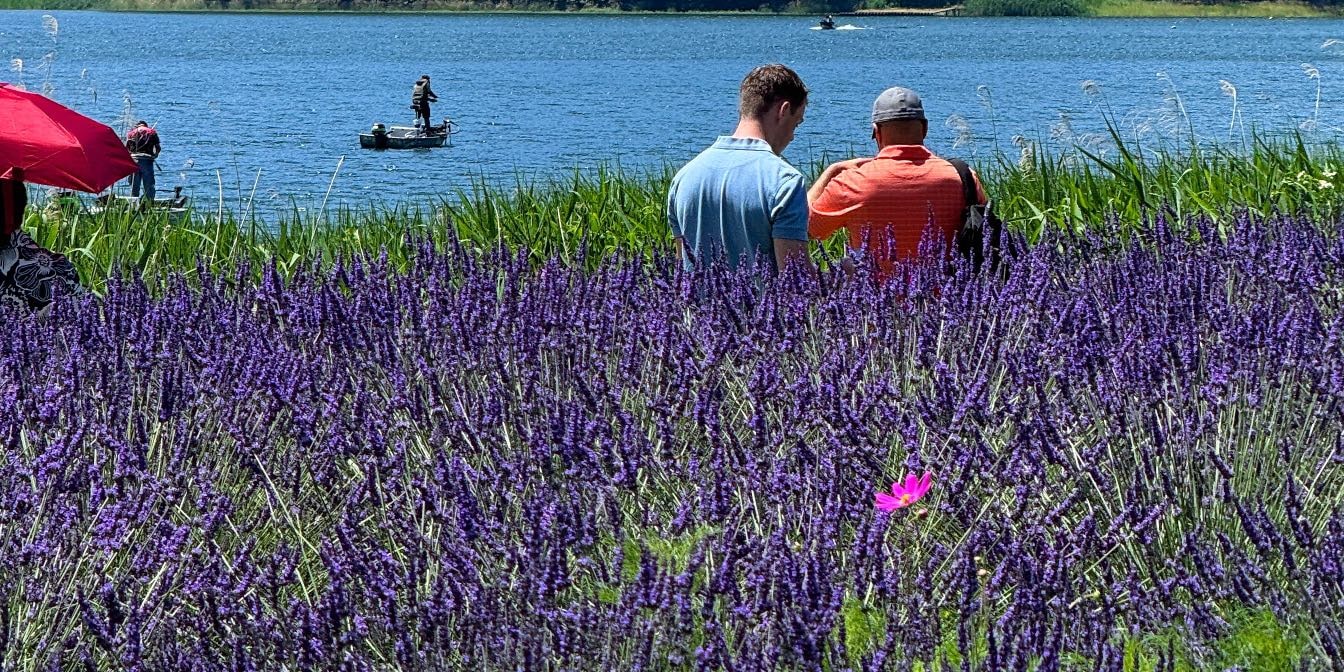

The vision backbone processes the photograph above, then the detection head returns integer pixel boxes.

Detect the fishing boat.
[359,119,456,150]
[86,187,191,223]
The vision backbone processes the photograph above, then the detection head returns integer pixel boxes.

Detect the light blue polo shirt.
[667,136,809,270]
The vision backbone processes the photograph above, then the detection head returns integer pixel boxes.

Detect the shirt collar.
[712,136,775,152]
[876,144,933,160]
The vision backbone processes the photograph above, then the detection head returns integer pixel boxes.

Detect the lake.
[2,10,1343,212]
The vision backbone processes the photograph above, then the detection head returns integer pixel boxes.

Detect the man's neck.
[732,118,782,154]
[732,118,768,143]
[877,126,927,147]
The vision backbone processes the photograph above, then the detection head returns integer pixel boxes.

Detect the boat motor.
[370,122,389,150]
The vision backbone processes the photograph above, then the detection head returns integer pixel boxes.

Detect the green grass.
[1089,0,1340,17]
[20,129,1344,292]
[27,166,676,293]
[990,130,1344,242]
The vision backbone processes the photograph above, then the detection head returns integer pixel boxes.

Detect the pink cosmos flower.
[874,472,933,511]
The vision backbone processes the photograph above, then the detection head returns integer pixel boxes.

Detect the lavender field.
[2,212,1343,670]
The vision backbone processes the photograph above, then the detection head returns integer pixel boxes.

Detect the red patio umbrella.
[0,82,137,193]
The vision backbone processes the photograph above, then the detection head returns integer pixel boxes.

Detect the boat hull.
[360,126,447,150]
[88,195,190,223]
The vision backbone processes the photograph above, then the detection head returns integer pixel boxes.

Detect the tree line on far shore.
[9,0,1342,15]
[964,0,1344,15]
[191,0,1344,13]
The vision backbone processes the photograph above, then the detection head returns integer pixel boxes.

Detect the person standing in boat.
[124,120,161,202]
[411,75,438,135]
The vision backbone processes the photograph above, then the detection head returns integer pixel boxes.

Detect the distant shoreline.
[0,0,1339,17]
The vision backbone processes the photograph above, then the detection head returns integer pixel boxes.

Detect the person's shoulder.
[770,156,804,183]
[746,149,801,178]
[941,155,969,169]
[676,142,726,171]
[670,147,712,187]
[928,152,969,174]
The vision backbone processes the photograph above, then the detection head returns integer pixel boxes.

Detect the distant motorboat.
[360,119,456,150]
[818,16,836,29]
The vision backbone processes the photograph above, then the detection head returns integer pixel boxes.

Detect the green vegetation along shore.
[1088,0,1340,16]
[0,0,1340,16]
[961,0,1341,17]
[22,131,1344,293]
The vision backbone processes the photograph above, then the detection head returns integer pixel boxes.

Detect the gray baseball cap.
[872,86,926,124]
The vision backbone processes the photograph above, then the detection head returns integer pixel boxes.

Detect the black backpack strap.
[947,157,990,272]
[946,158,978,212]
[947,157,1008,276]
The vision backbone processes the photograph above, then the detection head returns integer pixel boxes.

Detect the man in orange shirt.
[808,86,987,275]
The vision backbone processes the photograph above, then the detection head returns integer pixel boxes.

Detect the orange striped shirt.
[809,144,985,273]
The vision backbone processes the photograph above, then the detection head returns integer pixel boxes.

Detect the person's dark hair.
[135,120,148,127]
[738,64,808,120]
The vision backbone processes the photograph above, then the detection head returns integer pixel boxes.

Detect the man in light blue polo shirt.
[667,64,811,272]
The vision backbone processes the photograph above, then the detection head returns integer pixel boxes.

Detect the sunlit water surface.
[3,11,1344,212]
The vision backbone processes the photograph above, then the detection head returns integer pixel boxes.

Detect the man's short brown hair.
[738,64,808,120]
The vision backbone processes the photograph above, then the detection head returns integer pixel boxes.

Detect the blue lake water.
[2,10,1344,212]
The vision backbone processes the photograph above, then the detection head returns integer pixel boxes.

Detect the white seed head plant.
[1219,79,1241,140]
[9,58,24,91]
[1154,71,1190,141]
[1050,111,1075,143]
[1012,135,1035,172]
[945,114,974,150]
[1302,63,1323,132]
[120,90,137,134]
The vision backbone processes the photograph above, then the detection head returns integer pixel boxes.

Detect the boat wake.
[810,24,866,30]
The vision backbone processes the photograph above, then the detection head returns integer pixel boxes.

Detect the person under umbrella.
[0,168,79,309]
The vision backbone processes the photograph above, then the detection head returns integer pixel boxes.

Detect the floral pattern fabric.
[0,231,79,309]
